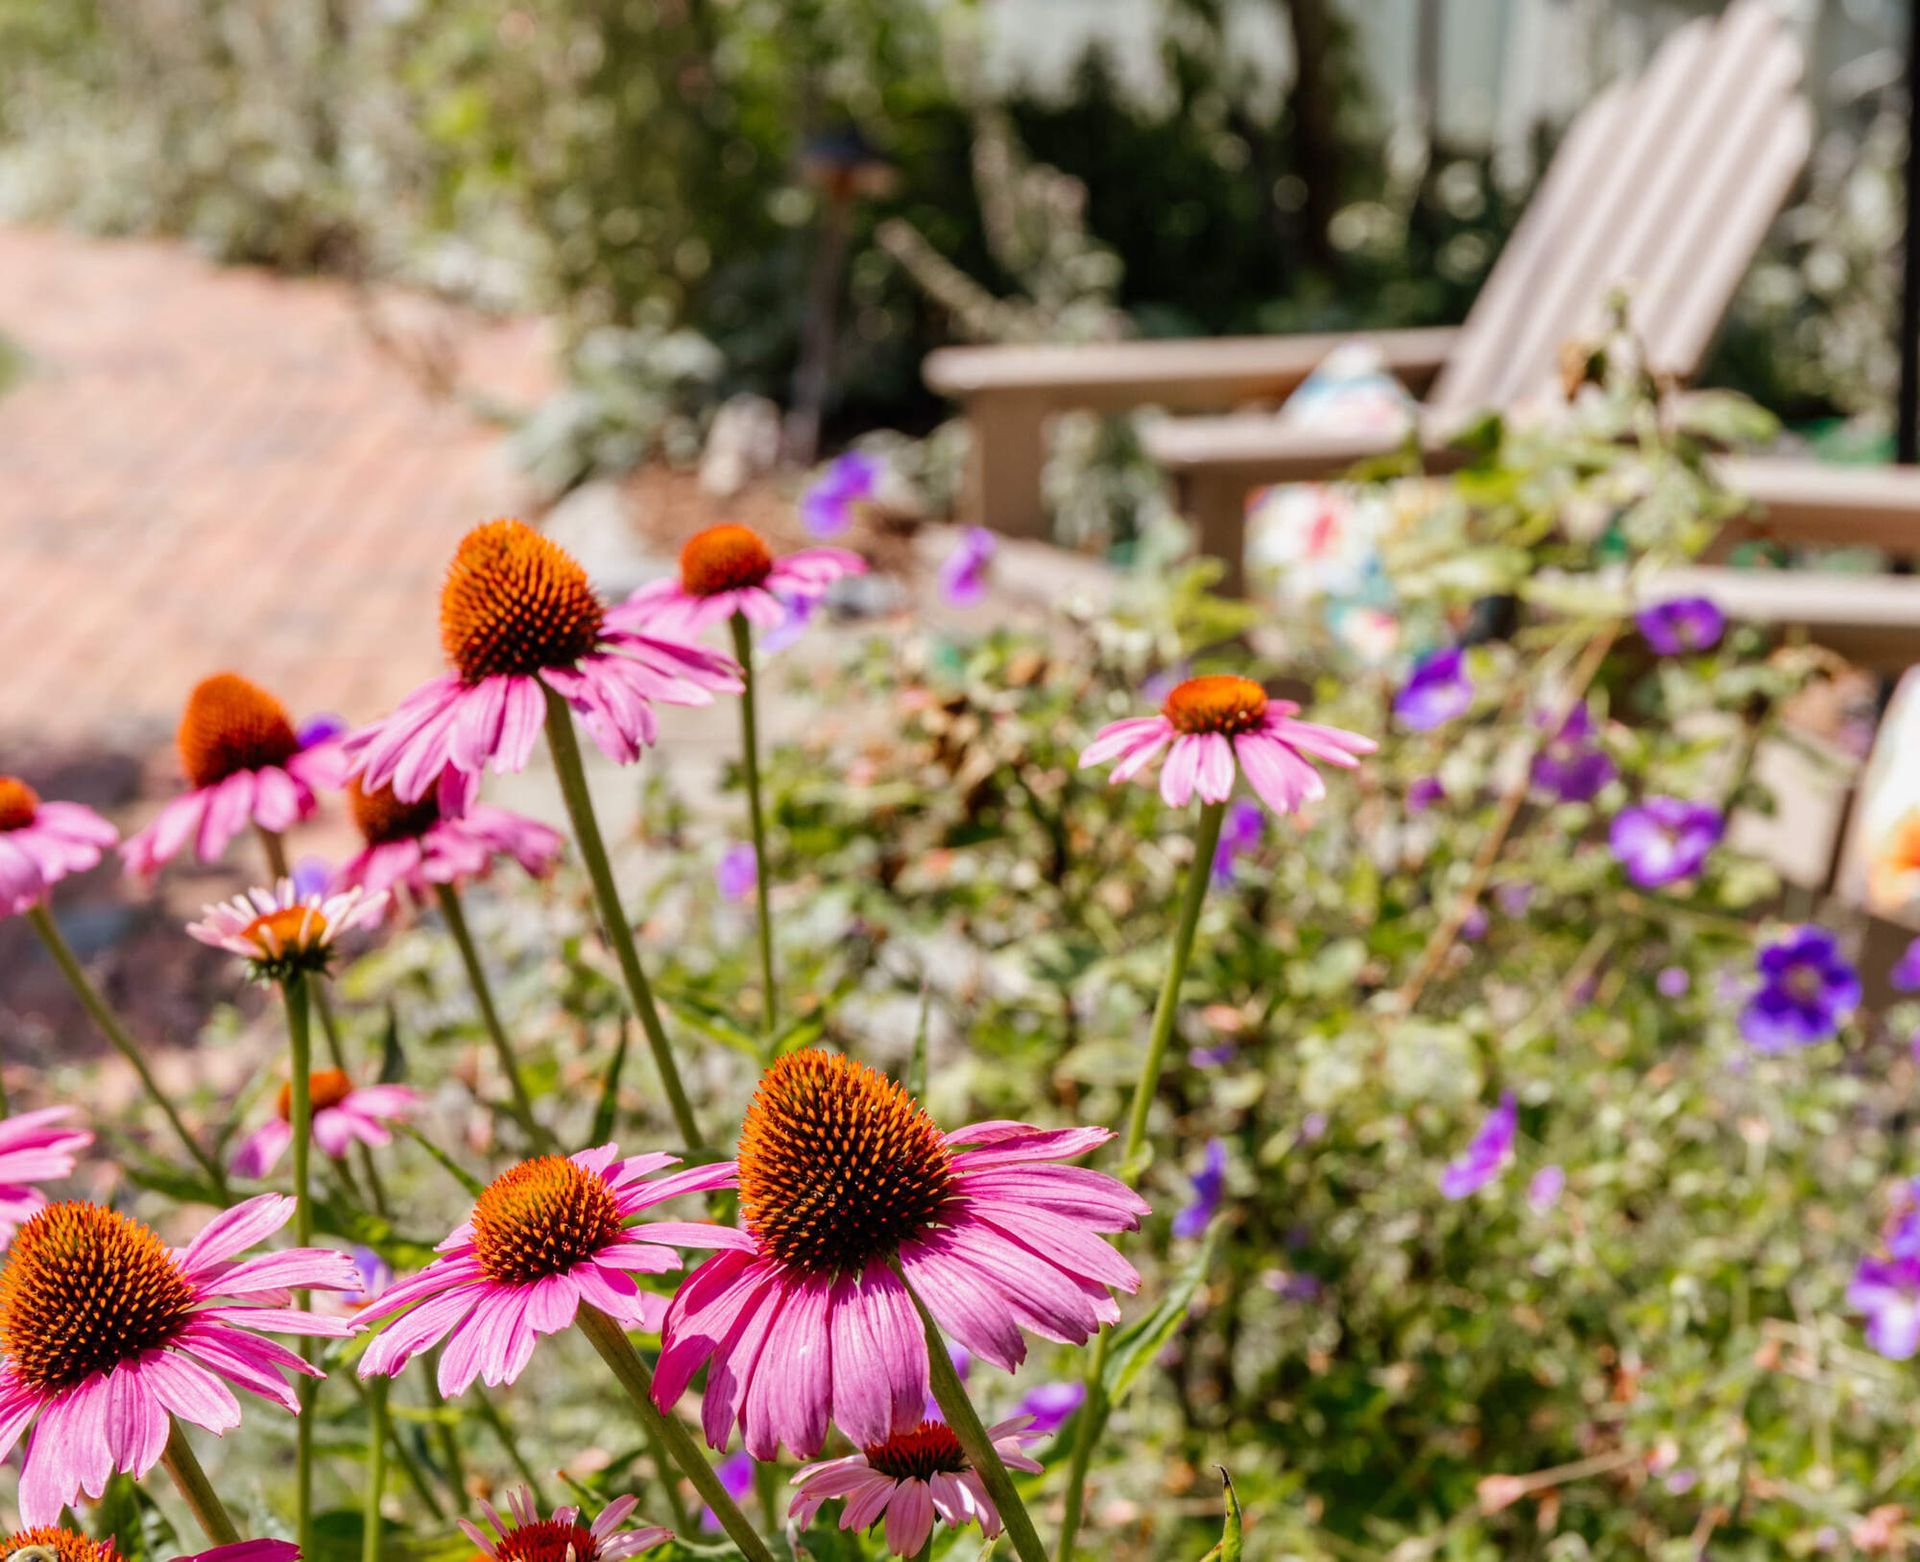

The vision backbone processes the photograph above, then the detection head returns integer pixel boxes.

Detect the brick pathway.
[0,224,554,753]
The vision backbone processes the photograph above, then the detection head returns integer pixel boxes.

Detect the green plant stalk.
[541,687,703,1149]
[27,904,225,1188]
[1060,796,1226,1559]
[474,1386,546,1506]
[284,972,317,1562]
[434,881,551,1150]
[161,1420,241,1545]
[364,1375,388,1562]
[730,612,779,1037]
[575,1305,763,1557]
[901,1274,1050,1562]
[419,1355,468,1505]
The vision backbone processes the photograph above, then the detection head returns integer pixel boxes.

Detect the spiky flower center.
[178,673,300,789]
[493,1520,601,1562]
[349,777,441,846]
[864,1419,970,1482]
[680,524,773,597]
[0,778,40,833]
[0,1527,116,1562]
[470,1156,623,1285]
[1161,675,1270,737]
[0,1203,196,1393]
[276,1068,356,1121]
[441,520,605,684]
[242,905,330,960]
[738,1050,954,1277]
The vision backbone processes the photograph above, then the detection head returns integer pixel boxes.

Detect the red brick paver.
[0,225,555,752]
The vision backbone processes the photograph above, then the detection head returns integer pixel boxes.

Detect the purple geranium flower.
[1407,776,1445,814]
[800,450,881,538]
[1395,647,1472,732]
[701,1450,758,1532]
[1656,966,1691,998]
[1439,1092,1516,1199]
[1638,596,1725,656]
[1530,704,1616,803]
[1015,1380,1086,1436]
[1889,1180,1920,1259]
[715,842,758,902]
[1740,926,1860,1051]
[1211,798,1265,884]
[1850,1254,1920,1360]
[1526,1164,1565,1215]
[1141,662,1192,706]
[1894,937,1920,995]
[939,526,996,606]
[1609,796,1723,888]
[1173,1138,1227,1237]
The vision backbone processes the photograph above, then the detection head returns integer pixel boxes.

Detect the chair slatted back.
[1429,0,1808,420]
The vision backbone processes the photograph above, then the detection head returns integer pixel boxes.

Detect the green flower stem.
[26,904,225,1189]
[434,881,551,1151]
[541,687,703,1150]
[161,1420,241,1545]
[283,973,318,1561]
[345,1374,445,1521]
[474,1386,545,1507]
[900,1272,1050,1562]
[419,1356,468,1505]
[364,1376,389,1562]
[1059,795,1226,1560]
[576,1304,763,1557]
[729,613,779,1037]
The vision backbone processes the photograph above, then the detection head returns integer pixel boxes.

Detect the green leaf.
[119,1156,229,1210]
[1196,1469,1243,1562]
[92,1472,182,1562]
[908,985,932,1099]
[396,1122,487,1198]
[1101,1227,1216,1406]
[377,1001,409,1084]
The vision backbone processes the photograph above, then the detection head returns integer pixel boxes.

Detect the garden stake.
[541,687,704,1150]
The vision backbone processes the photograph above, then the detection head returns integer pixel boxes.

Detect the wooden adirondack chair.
[924,0,1820,578]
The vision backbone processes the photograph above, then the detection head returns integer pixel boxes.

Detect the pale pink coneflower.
[354,1146,738,1396]
[0,1194,356,1523]
[122,674,344,875]
[186,879,386,983]
[460,1485,671,1562]
[791,1415,1044,1557]
[344,520,741,803]
[332,775,562,909]
[0,777,117,918]
[0,1108,92,1247]
[613,524,865,641]
[653,1050,1148,1460]
[1079,673,1375,815]
[231,1070,420,1179]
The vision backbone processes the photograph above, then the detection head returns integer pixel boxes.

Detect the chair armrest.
[1713,456,1920,553]
[924,326,1459,414]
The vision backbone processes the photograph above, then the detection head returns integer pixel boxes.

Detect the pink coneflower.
[653,1050,1147,1460]
[791,1416,1044,1557]
[1079,674,1376,814]
[0,1529,298,1562]
[0,1194,355,1523]
[333,776,562,908]
[123,675,343,875]
[0,1108,92,1247]
[355,1146,738,1396]
[232,1070,420,1179]
[613,524,865,640]
[461,1485,671,1562]
[345,520,742,803]
[187,880,385,983]
[0,777,117,918]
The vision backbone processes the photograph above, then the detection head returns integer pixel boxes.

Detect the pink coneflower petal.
[0,779,117,918]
